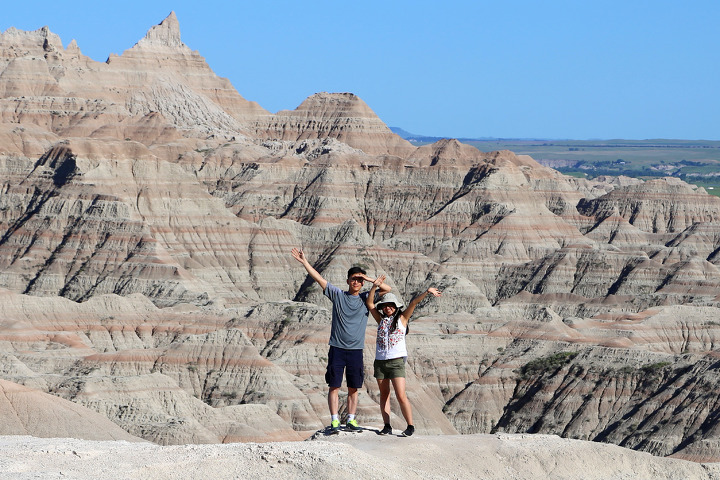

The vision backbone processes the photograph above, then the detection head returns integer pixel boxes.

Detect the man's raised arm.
[359,273,391,295]
[291,248,328,291]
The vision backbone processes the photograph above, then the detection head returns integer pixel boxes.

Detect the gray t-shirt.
[324,281,371,350]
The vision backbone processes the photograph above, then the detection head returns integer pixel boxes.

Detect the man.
[291,247,391,432]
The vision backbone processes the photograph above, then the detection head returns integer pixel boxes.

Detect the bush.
[641,361,671,373]
[519,351,578,378]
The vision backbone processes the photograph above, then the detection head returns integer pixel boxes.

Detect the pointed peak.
[137,12,183,49]
[66,39,81,54]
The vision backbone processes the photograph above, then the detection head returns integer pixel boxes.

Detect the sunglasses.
[348,277,364,284]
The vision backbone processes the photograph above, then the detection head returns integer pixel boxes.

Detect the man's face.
[347,275,364,293]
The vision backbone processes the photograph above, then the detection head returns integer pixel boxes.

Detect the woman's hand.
[427,287,442,297]
[372,274,386,288]
[291,248,306,263]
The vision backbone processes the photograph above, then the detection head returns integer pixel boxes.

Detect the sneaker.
[345,418,362,431]
[401,425,415,437]
[331,419,341,432]
[379,424,392,435]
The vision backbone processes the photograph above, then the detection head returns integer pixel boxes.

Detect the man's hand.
[369,273,391,294]
[427,287,442,297]
[291,248,327,290]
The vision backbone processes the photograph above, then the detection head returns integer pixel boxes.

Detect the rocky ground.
[2,431,719,480]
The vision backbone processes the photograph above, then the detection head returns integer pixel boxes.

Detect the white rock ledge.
[1,433,719,480]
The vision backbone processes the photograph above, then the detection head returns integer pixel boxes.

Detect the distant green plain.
[413,137,720,197]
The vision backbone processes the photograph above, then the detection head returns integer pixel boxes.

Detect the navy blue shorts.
[325,346,364,389]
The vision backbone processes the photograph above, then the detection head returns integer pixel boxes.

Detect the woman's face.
[381,304,396,316]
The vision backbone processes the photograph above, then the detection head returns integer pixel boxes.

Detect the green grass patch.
[519,351,578,378]
[641,361,671,373]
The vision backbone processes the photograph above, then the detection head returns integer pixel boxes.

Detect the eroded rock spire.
[136,11,183,49]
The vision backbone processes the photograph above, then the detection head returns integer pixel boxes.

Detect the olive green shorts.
[373,357,406,379]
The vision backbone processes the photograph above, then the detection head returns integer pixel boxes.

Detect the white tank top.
[375,315,407,360]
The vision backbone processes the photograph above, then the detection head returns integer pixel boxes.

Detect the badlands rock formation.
[255,92,416,157]
[1,11,720,466]
[0,379,143,442]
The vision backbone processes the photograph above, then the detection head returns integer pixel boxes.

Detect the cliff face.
[1,13,720,460]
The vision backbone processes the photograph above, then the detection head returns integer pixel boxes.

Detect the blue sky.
[2,1,719,140]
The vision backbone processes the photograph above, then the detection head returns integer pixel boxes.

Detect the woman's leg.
[377,378,391,424]
[390,377,413,426]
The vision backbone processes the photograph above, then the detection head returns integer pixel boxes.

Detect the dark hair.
[347,266,366,278]
[390,309,408,335]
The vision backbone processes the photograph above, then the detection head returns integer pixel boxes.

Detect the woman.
[366,275,442,436]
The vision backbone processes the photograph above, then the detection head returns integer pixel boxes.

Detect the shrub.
[641,361,671,373]
[519,351,578,378]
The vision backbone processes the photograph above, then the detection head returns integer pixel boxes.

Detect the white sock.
[347,414,355,422]
[331,414,339,422]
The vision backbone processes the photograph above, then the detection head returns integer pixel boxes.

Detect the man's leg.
[328,386,340,415]
[347,386,359,415]
[344,349,364,430]
[325,346,343,430]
